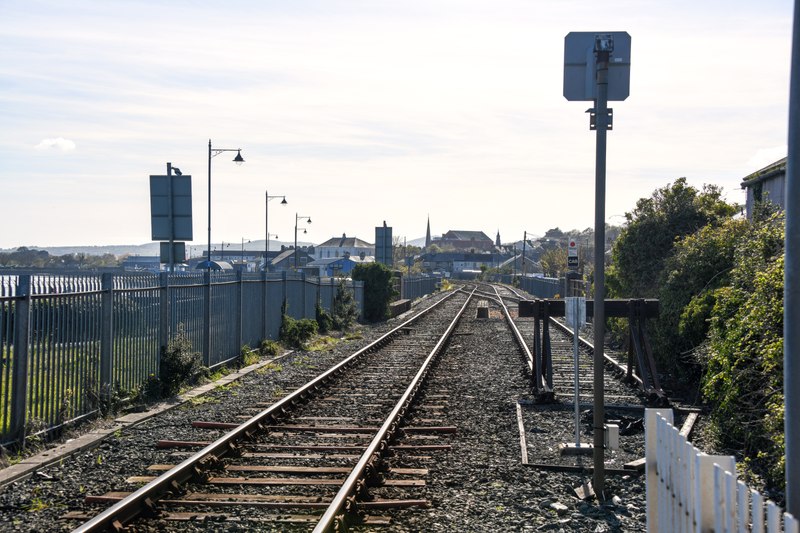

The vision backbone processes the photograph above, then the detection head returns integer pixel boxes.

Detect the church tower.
[425,216,432,248]
[495,229,501,247]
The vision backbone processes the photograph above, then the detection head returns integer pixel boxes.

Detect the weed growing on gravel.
[95,454,103,465]
[291,355,316,370]
[306,336,338,352]
[256,362,283,375]
[215,381,241,393]
[343,331,363,341]
[272,387,285,398]
[240,345,259,366]
[24,497,48,512]
[188,396,219,406]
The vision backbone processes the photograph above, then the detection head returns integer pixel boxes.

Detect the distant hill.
[1,239,300,258]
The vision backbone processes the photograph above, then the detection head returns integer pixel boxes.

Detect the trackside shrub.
[280,314,318,348]
[352,263,397,322]
[332,280,358,330]
[260,339,281,356]
[316,301,333,333]
[159,327,205,397]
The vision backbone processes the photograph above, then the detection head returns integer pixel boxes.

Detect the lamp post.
[206,139,244,270]
[294,213,312,270]
[265,190,287,271]
[203,140,243,365]
[241,238,250,267]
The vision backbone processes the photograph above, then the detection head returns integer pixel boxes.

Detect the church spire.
[425,215,432,248]
[496,229,501,247]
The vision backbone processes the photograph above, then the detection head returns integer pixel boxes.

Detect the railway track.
[68,288,475,532]
[475,282,644,406]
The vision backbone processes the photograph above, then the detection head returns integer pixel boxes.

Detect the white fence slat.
[715,466,724,532]
[737,480,749,533]
[724,470,736,532]
[646,408,674,533]
[767,501,780,532]
[786,513,799,533]
[752,490,765,533]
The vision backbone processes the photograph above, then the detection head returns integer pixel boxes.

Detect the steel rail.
[500,283,642,386]
[487,285,534,376]
[71,289,463,533]
[313,288,476,532]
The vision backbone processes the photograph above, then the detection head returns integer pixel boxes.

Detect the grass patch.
[343,331,363,341]
[187,395,219,406]
[305,336,339,352]
[256,362,283,375]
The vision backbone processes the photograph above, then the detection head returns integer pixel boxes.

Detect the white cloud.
[747,145,787,171]
[35,137,76,152]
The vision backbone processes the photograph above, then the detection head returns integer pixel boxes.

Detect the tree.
[332,280,358,330]
[607,178,736,299]
[652,216,747,391]
[352,263,397,322]
[539,247,567,278]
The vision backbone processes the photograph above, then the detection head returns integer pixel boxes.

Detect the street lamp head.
[307,217,312,224]
[280,197,288,205]
[172,167,182,176]
[233,150,245,165]
[303,228,307,234]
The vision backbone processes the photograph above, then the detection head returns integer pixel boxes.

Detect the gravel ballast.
[0,289,677,531]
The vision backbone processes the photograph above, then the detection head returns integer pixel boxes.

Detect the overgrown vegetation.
[331,280,359,330]
[352,262,397,322]
[606,176,786,493]
[157,327,205,397]
[279,300,319,348]
[259,339,281,357]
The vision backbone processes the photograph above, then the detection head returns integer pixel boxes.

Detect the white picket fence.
[645,408,798,533]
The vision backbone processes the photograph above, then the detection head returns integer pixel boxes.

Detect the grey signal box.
[150,174,193,241]
[563,31,631,101]
[375,223,393,267]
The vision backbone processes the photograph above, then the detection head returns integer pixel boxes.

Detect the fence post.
[236,270,243,352]
[262,271,268,341]
[100,273,114,400]
[159,272,169,356]
[203,270,211,366]
[281,270,287,311]
[10,275,31,443]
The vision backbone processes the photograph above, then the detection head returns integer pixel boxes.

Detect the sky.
[0,0,794,251]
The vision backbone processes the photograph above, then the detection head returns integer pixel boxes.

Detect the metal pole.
[205,140,212,365]
[294,213,298,270]
[207,140,212,271]
[167,162,175,273]
[265,190,270,271]
[573,298,580,447]
[522,231,527,277]
[592,42,610,498]
[785,0,800,518]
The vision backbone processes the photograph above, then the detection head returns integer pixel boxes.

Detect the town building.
[741,157,786,218]
[317,234,374,259]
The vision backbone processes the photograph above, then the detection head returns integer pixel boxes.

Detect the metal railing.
[518,275,561,298]
[0,271,364,447]
[646,409,798,532]
[401,275,442,300]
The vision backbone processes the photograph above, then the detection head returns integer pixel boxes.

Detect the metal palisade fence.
[645,409,798,533]
[0,271,363,447]
[400,275,442,300]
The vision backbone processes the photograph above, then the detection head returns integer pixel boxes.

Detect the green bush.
[159,328,205,397]
[259,339,281,356]
[703,211,785,490]
[352,263,397,322]
[316,301,333,333]
[280,314,318,348]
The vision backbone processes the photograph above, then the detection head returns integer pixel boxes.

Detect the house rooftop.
[741,157,787,188]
